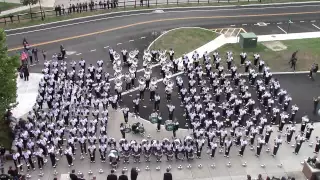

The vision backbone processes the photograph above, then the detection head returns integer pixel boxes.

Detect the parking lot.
[208,19,320,36]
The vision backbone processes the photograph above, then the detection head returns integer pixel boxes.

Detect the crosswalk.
[212,28,247,37]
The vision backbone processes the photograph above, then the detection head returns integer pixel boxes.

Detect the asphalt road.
[6,2,320,127]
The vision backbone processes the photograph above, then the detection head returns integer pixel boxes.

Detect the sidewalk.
[0,0,55,17]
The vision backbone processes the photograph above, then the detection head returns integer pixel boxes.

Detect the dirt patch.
[262,41,287,51]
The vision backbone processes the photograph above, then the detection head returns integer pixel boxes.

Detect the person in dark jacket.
[107,169,117,180]
[118,170,128,180]
[69,170,78,180]
[130,168,138,180]
[23,66,29,81]
[163,168,172,180]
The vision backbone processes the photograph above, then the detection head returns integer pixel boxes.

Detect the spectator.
[107,169,117,180]
[257,174,263,180]
[0,173,10,180]
[163,168,172,180]
[7,166,18,177]
[118,170,128,180]
[281,177,287,180]
[69,170,78,180]
[78,173,85,180]
[266,177,271,180]
[246,175,251,180]
[130,168,138,180]
[23,66,29,81]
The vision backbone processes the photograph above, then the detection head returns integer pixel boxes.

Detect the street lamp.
[287,18,292,34]
[151,31,158,50]
[39,0,44,20]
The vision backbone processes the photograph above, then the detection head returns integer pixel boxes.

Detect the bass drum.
[149,112,158,124]
[165,120,174,131]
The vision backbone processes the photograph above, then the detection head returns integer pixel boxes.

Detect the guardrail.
[0,0,260,26]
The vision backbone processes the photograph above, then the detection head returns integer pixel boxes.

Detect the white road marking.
[129,40,134,42]
[230,25,236,27]
[76,53,82,55]
[230,28,236,36]
[236,29,242,37]
[5,4,319,35]
[104,46,109,49]
[242,24,247,26]
[90,49,96,52]
[311,20,316,22]
[276,22,283,24]
[266,23,271,25]
[277,26,287,34]
[140,37,146,39]
[312,24,320,30]
[219,29,223,33]
[117,43,122,45]
[300,21,305,23]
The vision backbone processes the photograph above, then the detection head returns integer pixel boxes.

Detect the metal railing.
[0,0,260,26]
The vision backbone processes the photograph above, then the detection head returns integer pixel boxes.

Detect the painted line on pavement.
[104,46,109,48]
[76,53,82,55]
[90,49,96,52]
[5,3,319,33]
[277,22,283,24]
[277,26,287,34]
[311,20,316,22]
[117,43,122,45]
[8,10,320,52]
[140,37,146,39]
[312,24,320,30]
[129,40,134,42]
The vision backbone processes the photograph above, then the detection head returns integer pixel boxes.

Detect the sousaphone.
[129,51,136,59]
[114,65,122,73]
[114,53,120,61]
[115,78,123,86]
[151,77,157,85]
[132,58,138,67]
[129,66,136,74]
[138,76,146,86]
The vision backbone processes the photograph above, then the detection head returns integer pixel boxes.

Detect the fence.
[0,0,261,26]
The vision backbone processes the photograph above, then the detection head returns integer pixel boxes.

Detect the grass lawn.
[0,2,22,12]
[0,0,316,29]
[216,38,320,72]
[153,28,217,58]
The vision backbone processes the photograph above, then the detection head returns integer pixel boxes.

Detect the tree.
[20,0,39,19]
[0,29,20,149]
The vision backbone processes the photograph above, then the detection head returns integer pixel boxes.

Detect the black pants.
[66,154,73,165]
[80,143,87,154]
[24,75,29,81]
[157,123,161,131]
[257,146,262,155]
[295,143,302,154]
[90,151,95,162]
[37,157,44,169]
[26,158,34,169]
[49,153,56,167]
[239,146,246,156]
[211,149,216,157]
[273,146,279,155]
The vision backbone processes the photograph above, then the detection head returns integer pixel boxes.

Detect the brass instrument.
[151,77,157,85]
[138,76,146,86]
[129,66,136,74]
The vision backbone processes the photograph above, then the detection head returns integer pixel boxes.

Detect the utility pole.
[287,18,292,34]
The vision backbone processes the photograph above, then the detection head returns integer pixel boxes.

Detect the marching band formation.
[8,45,317,174]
